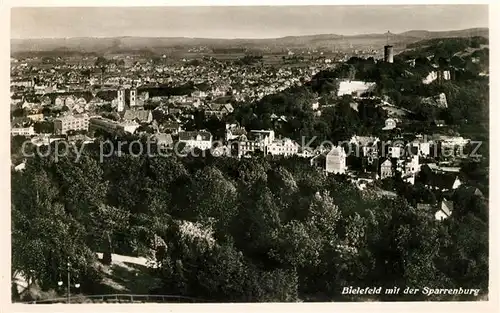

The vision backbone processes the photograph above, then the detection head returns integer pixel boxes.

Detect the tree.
[12,167,98,291]
[33,121,54,134]
[12,108,27,118]
[89,204,130,264]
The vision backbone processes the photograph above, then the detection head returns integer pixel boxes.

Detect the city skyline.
[11,5,488,39]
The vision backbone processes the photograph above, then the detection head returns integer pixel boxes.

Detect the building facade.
[89,117,139,135]
[267,138,300,157]
[117,89,125,112]
[326,146,347,174]
[384,45,394,63]
[178,131,213,150]
[11,126,35,136]
[380,159,394,179]
[54,114,90,135]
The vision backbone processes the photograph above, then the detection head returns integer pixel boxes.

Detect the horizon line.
[10,26,489,41]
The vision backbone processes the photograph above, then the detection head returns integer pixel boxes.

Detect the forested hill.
[11,27,488,54]
[231,36,489,145]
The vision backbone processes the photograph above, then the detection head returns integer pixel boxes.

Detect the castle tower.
[384,45,394,63]
[384,31,394,63]
[129,88,137,107]
[117,89,125,112]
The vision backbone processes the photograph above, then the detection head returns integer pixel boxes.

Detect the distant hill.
[11,27,488,56]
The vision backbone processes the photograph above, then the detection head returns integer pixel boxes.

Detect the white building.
[382,118,397,130]
[267,138,300,157]
[54,114,90,135]
[439,136,470,148]
[178,131,213,150]
[337,80,376,97]
[120,120,141,134]
[249,130,275,146]
[422,70,451,84]
[422,71,438,84]
[405,155,421,175]
[419,141,431,157]
[387,145,403,159]
[326,146,347,174]
[89,117,139,134]
[11,126,35,136]
[435,200,453,221]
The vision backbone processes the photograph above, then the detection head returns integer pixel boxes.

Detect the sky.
[11,5,489,39]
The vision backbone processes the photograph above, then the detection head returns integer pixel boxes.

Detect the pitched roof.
[163,121,181,129]
[327,146,345,157]
[381,158,393,167]
[178,131,212,141]
[417,203,432,211]
[423,170,460,190]
[440,200,453,216]
[123,109,151,122]
[151,133,173,146]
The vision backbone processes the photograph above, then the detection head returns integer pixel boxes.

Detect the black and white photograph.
[7,1,494,307]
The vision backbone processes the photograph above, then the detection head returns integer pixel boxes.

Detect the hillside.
[14,253,160,303]
[11,27,488,55]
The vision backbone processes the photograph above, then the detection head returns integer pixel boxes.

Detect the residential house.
[88,96,106,107]
[420,166,462,191]
[249,130,275,146]
[14,161,26,172]
[297,147,315,158]
[422,93,448,109]
[150,133,173,148]
[233,138,266,158]
[191,90,207,99]
[168,108,182,116]
[178,131,213,150]
[435,199,453,221]
[54,96,65,108]
[380,159,394,179]
[350,135,379,148]
[53,114,90,135]
[89,117,140,135]
[162,121,182,135]
[311,101,319,110]
[64,95,76,108]
[405,155,421,175]
[386,144,404,159]
[326,146,347,174]
[434,135,469,148]
[11,126,35,137]
[211,145,231,157]
[403,173,416,185]
[41,96,52,106]
[337,80,376,97]
[267,138,300,157]
[225,124,247,141]
[382,118,398,130]
[416,203,432,211]
[310,152,327,168]
[75,97,87,106]
[67,134,94,145]
[412,138,432,158]
[26,113,44,122]
[123,109,153,123]
[204,103,234,118]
